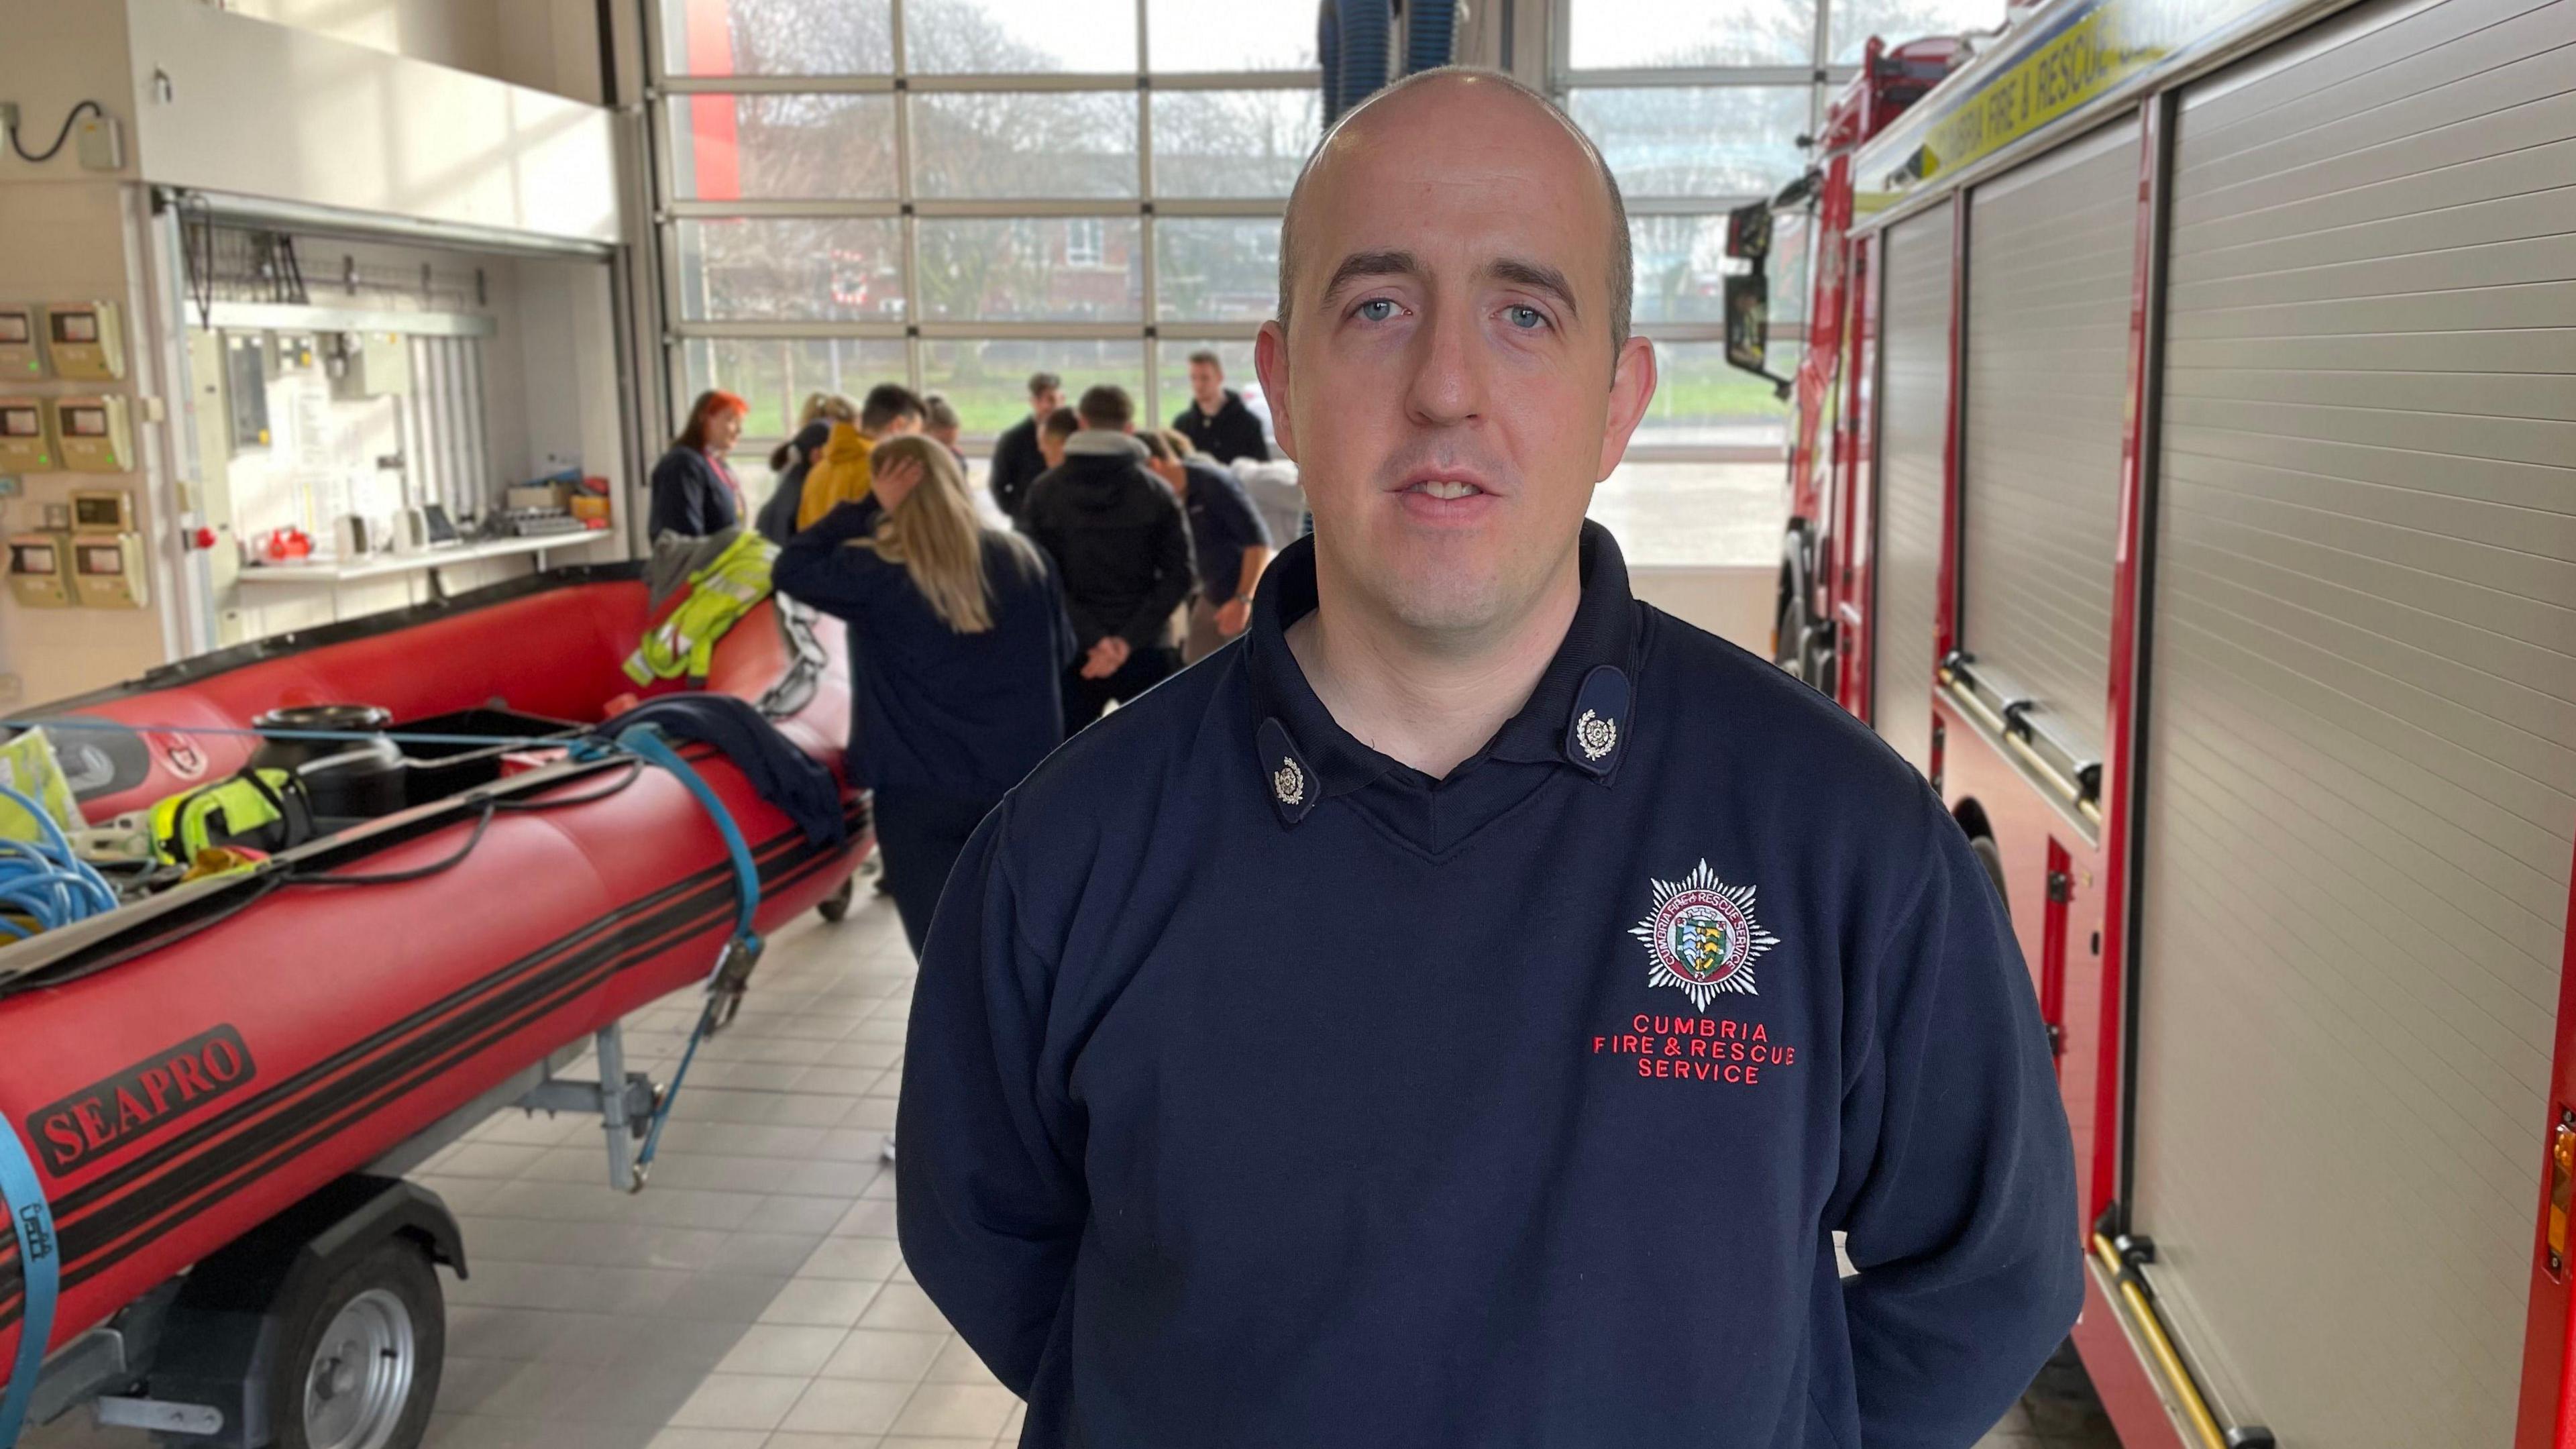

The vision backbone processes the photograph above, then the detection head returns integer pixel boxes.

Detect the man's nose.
[1405,300,1489,428]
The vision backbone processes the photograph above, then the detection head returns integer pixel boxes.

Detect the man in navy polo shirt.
[898,67,2080,1448]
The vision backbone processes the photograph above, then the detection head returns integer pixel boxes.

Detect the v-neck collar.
[1242,521,1642,850]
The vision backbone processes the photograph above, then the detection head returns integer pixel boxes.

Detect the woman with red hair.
[647,389,749,537]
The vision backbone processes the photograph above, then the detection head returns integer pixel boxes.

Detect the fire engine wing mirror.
[1723,274,1792,399]
[1723,200,1773,262]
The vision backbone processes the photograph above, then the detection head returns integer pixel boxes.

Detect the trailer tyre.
[1775,537,1818,684]
[271,1240,444,1449]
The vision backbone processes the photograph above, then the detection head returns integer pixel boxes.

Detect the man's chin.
[1380,570,1512,638]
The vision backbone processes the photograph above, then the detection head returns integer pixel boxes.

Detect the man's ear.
[1595,335,1658,481]
[1255,320,1297,462]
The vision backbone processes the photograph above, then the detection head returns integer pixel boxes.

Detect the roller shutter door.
[2129,0,2576,1440]
[1960,117,2139,761]
[1871,202,1953,777]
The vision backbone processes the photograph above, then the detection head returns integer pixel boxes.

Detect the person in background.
[756,392,859,543]
[647,390,749,538]
[1171,349,1270,464]
[1037,406,1080,474]
[1142,429,1271,663]
[796,382,926,531]
[922,393,967,463]
[1228,454,1309,557]
[773,435,1073,957]
[988,371,1067,523]
[1020,385,1193,731]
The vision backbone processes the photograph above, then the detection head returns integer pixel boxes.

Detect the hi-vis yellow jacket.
[625,531,779,684]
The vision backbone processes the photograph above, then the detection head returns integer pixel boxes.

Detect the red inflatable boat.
[0,565,867,1417]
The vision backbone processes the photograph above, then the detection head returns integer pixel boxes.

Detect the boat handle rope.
[4,716,793,1197]
[0,1114,59,1449]
[575,724,765,1193]
[0,719,582,751]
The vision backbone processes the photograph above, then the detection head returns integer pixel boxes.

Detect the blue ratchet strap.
[605,725,761,945]
[0,1118,59,1449]
[578,724,764,1190]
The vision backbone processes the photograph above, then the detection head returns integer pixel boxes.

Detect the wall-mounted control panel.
[70,530,147,608]
[0,307,40,378]
[46,301,125,382]
[7,533,74,608]
[52,396,133,473]
[0,398,52,472]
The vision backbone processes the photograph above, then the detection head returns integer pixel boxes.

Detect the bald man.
[898,69,2080,1447]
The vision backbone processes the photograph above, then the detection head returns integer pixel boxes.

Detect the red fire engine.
[1729,0,2576,1443]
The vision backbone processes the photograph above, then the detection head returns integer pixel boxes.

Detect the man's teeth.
[1417,480,1480,500]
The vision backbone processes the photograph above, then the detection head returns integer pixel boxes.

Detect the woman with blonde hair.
[755,392,860,543]
[773,434,1073,954]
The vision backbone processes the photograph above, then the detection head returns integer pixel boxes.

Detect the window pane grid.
[649,0,1321,433]
[646,0,1946,467]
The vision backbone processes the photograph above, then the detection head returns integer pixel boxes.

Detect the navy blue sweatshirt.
[898,523,2082,1447]
[772,502,1075,801]
[756,420,836,543]
[647,445,742,538]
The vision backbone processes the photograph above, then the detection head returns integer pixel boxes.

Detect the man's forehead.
[1296,91,1610,286]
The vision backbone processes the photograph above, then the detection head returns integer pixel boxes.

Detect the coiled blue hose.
[0,783,117,941]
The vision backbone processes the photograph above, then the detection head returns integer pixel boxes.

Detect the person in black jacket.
[1020,384,1194,731]
[1142,429,1272,663]
[1171,350,1271,463]
[771,434,1073,955]
[646,390,749,538]
[987,370,1065,523]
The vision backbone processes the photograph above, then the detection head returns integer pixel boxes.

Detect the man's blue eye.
[1506,305,1547,329]
[1356,299,1398,321]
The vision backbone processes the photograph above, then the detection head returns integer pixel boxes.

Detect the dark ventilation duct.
[1320,0,1460,127]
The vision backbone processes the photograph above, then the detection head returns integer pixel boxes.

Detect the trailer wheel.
[1775,541,1819,685]
[270,1240,443,1449]
[818,873,857,923]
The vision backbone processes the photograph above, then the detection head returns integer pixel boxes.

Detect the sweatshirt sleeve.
[1116,488,1196,649]
[897,803,1087,1395]
[1834,808,2084,1447]
[646,451,700,539]
[770,505,890,616]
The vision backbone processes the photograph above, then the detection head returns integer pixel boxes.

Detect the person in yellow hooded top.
[795,382,928,531]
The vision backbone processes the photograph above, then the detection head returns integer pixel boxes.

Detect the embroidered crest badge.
[1628,859,1776,1010]
[1574,708,1617,762]
[1272,757,1306,808]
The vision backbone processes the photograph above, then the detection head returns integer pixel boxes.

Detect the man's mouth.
[1410,479,1485,500]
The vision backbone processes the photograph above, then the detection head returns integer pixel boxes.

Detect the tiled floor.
[25,878,2117,1449]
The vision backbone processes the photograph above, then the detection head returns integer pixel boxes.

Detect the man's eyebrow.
[1320,250,1424,301]
[1487,258,1580,319]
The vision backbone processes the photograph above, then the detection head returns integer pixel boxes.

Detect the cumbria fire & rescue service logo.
[1629,859,1776,1010]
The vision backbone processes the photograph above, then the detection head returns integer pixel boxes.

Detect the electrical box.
[70,488,134,532]
[0,307,40,378]
[70,533,146,608]
[75,111,124,172]
[225,336,271,453]
[330,331,412,401]
[52,396,133,472]
[7,534,74,608]
[45,301,125,382]
[0,399,52,472]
